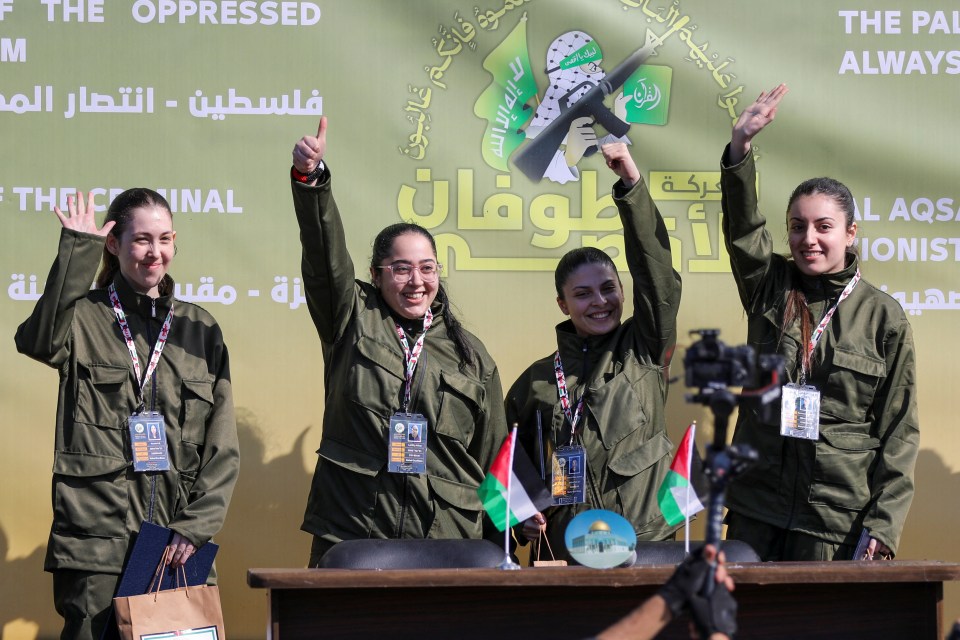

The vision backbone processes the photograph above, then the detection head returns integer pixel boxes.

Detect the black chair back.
[631,540,760,565]
[317,538,507,569]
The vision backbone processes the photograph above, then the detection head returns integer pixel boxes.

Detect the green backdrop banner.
[2,1,958,637]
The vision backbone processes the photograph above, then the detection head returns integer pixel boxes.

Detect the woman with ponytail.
[505,143,682,562]
[290,118,509,566]
[15,189,239,639]
[719,84,918,561]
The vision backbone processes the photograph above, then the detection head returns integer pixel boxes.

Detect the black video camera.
[684,329,781,390]
[685,330,755,389]
[682,330,785,554]
[684,329,785,423]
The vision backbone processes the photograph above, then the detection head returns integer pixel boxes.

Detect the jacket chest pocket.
[588,368,652,450]
[74,362,131,429]
[180,377,215,445]
[435,370,484,446]
[820,347,885,423]
[177,377,215,473]
[349,335,405,417]
[72,362,132,458]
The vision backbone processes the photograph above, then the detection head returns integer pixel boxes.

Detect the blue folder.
[102,521,219,640]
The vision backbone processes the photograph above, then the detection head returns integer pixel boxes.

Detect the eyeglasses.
[375,262,443,283]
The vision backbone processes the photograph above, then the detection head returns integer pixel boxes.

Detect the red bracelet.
[291,161,326,184]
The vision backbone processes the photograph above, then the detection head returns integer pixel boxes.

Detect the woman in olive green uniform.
[720,85,918,560]
[15,190,239,640]
[506,143,681,561]
[290,118,509,566]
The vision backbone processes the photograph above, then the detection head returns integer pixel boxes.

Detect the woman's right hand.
[521,512,547,542]
[729,83,788,165]
[601,142,640,189]
[293,115,327,177]
[54,191,115,236]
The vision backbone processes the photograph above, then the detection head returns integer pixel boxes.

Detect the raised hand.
[601,142,640,188]
[54,191,115,237]
[293,115,327,177]
[729,83,788,165]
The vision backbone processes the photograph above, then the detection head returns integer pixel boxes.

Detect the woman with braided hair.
[719,84,919,561]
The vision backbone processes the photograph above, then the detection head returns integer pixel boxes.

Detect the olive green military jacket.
[15,228,239,573]
[505,176,682,558]
[721,147,919,553]
[292,168,509,546]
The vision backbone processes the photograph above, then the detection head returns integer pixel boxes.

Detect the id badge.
[551,445,586,505]
[780,383,821,441]
[388,413,428,474]
[128,412,171,472]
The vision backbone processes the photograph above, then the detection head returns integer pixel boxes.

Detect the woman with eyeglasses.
[290,118,509,566]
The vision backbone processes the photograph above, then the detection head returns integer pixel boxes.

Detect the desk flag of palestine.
[478,430,552,531]
[657,423,707,526]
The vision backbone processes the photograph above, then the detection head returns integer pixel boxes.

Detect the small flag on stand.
[657,423,708,552]
[478,429,552,532]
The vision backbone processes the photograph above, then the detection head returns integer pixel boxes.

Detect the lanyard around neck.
[801,268,861,381]
[394,308,433,412]
[554,351,585,445]
[108,283,174,410]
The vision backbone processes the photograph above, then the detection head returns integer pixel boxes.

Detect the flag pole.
[684,422,696,555]
[498,426,521,570]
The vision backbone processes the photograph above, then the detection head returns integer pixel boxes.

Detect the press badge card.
[552,445,586,505]
[780,383,821,441]
[388,413,428,474]
[128,413,171,472]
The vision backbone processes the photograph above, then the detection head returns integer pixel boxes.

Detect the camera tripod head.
[681,329,785,554]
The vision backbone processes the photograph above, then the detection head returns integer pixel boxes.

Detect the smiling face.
[787,193,857,276]
[106,205,176,297]
[557,262,624,337]
[371,231,440,320]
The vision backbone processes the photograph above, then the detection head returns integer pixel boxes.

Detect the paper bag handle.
[148,546,190,600]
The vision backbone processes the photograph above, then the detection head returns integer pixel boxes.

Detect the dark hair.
[786,177,856,228]
[95,188,174,294]
[554,247,619,298]
[371,223,476,370]
[781,177,856,374]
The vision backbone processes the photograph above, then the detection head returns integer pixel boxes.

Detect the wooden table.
[248,561,960,639]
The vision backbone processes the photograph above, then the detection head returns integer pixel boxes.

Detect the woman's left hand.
[729,83,788,164]
[865,537,893,560]
[165,532,197,568]
[521,512,547,542]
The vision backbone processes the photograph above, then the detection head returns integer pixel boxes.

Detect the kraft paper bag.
[114,583,225,640]
[114,551,226,640]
